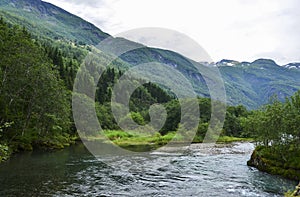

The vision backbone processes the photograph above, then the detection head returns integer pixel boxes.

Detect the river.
[0,142,297,196]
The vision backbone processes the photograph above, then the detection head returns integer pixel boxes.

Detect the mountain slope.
[0,0,109,44]
[218,59,300,108]
[1,0,299,109]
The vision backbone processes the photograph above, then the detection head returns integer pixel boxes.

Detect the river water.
[0,142,297,196]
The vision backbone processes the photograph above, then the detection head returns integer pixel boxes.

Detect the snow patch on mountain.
[284,63,300,70]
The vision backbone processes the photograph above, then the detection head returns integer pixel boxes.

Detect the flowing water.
[0,142,297,196]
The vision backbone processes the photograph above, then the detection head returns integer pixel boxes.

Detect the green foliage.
[216,136,252,143]
[161,100,181,134]
[247,91,300,149]
[197,122,209,137]
[103,130,180,149]
[0,143,10,162]
[104,130,136,141]
[223,105,248,137]
[247,91,300,180]
[1,0,298,166]
[0,16,254,157]
[1,0,300,111]
[0,19,71,153]
[249,146,300,181]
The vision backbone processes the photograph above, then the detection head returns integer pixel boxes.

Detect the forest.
[0,18,300,182]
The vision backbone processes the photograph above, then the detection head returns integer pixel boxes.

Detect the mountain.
[1,0,299,109]
[0,0,109,44]
[216,59,240,67]
[217,59,300,108]
[284,63,300,70]
[98,38,300,109]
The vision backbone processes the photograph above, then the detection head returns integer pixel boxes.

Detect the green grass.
[83,130,253,149]
[192,135,253,143]
[216,136,253,143]
[82,130,184,147]
[101,130,181,147]
[284,191,293,197]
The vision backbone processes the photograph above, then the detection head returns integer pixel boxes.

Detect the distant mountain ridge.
[215,59,300,108]
[284,63,300,70]
[0,0,299,109]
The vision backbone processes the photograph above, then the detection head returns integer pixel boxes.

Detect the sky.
[44,0,300,65]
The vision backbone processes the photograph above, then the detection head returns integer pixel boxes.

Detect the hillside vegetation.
[1,0,299,109]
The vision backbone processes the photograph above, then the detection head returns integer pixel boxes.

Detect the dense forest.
[0,18,73,159]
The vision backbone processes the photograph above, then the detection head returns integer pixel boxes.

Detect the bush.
[104,130,135,140]
[0,144,10,162]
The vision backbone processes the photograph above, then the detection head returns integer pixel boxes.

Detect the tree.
[0,20,70,146]
[223,105,248,137]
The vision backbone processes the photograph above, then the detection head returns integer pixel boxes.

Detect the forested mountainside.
[0,0,109,44]
[1,0,299,109]
[0,17,254,161]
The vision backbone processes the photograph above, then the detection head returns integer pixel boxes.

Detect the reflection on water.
[0,142,296,196]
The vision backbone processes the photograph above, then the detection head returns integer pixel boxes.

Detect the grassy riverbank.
[248,146,300,181]
[1,130,253,163]
[81,130,253,149]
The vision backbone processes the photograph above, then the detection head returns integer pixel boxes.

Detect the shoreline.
[1,133,253,163]
[0,134,79,163]
[247,146,300,181]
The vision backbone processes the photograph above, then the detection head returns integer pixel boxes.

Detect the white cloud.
[44,0,300,65]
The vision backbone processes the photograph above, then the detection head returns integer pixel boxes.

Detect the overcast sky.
[44,0,300,65]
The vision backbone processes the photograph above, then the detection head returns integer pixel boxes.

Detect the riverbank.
[81,130,253,150]
[0,133,78,163]
[247,146,300,181]
[0,144,10,162]
[285,182,300,196]
[1,130,253,163]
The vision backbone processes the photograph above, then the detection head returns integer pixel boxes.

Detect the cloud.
[43,0,120,32]
[44,0,300,64]
[45,0,113,8]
